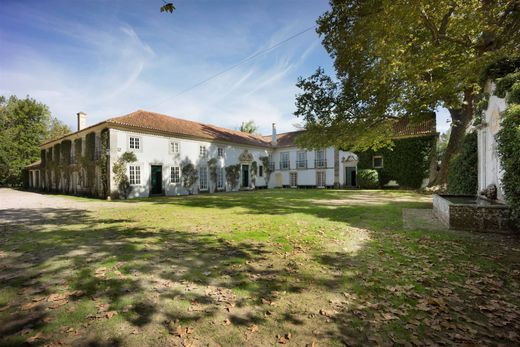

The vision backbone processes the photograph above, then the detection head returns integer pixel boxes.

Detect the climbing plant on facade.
[259,156,271,186]
[112,151,137,199]
[182,162,198,194]
[225,164,240,190]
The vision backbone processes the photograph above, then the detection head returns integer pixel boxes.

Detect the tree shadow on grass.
[1,192,520,346]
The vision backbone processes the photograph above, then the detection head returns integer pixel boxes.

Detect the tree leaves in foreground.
[295,0,520,184]
[0,95,50,185]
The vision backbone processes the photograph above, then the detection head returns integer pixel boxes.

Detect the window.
[280,152,290,170]
[297,151,307,169]
[290,172,298,187]
[129,136,140,150]
[316,171,326,188]
[258,165,263,177]
[199,145,207,157]
[373,155,383,168]
[199,166,208,190]
[129,165,141,185]
[216,167,225,190]
[217,147,224,157]
[170,140,180,154]
[315,150,326,168]
[170,166,180,183]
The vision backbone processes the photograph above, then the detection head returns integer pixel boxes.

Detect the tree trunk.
[430,91,474,186]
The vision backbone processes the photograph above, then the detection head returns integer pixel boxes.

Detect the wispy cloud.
[0,0,331,134]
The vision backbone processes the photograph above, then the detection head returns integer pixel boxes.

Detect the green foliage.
[160,2,175,13]
[480,56,520,86]
[100,129,109,198]
[357,169,379,189]
[0,95,50,185]
[239,120,259,134]
[259,156,272,185]
[45,117,71,142]
[358,136,435,189]
[225,164,240,190]
[251,161,257,186]
[495,72,520,98]
[447,133,478,195]
[437,129,450,160]
[112,151,137,199]
[496,96,520,223]
[182,162,198,194]
[208,158,218,192]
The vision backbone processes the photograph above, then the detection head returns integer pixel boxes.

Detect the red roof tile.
[107,110,271,147]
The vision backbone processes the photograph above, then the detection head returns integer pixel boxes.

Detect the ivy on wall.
[447,132,478,195]
[495,63,520,223]
[357,136,436,189]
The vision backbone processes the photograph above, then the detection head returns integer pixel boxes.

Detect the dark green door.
[151,165,162,194]
[346,167,357,187]
[242,165,249,187]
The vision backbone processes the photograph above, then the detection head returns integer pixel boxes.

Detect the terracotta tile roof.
[107,110,271,147]
[263,115,436,148]
[391,115,436,138]
[262,130,306,148]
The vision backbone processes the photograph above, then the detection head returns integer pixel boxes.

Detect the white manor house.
[25,110,433,198]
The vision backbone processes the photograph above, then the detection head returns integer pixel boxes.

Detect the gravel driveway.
[0,188,114,224]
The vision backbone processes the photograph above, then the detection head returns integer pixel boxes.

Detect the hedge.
[447,132,478,195]
[357,169,379,189]
[357,136,435,189]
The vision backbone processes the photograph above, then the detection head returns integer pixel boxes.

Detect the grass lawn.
[1,189,520,346]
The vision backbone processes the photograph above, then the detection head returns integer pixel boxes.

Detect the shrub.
[112,151,137,199]
[447,132,478,195]
[182,162,198,194]
[496,103,520,223]
[357,169,379,189]
[225,164,241,190]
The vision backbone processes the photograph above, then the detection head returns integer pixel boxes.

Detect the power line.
[147,25,316,109]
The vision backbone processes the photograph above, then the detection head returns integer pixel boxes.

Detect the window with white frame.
[258,165,263,177]
[199,145,207,157]
[373,155,383,168]
[216,167,225,190]
[297,151,307,168]
[170,140,180,154]
[217,147,224,157]
[199,166,208,190]
[129,165,141,185]
[315,149,326,168]
[170,166,180,183]
[280,152,290,170]
[316,171,326,188]
[129,136,140,150]
[289,172,298,187]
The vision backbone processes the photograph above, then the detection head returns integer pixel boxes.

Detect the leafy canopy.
[295,0,520,150]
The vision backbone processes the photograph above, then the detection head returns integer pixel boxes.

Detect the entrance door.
[346,167,357,187]
[151,165,163,194]
[241,164,249,188]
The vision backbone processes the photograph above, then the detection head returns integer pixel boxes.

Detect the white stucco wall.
[477,82,507,201]
[109,128,270,198]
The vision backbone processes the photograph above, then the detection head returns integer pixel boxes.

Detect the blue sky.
[0,0,450,135]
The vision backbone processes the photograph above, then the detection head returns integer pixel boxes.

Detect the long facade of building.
[26,110,365,198]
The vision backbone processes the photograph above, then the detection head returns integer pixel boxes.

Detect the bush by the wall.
[447,132,478,195]
[497,102,520,223]
[357,136,435,189]
[357,169,379,189]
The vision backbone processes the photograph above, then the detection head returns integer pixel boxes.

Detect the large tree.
[0,96,50,185]
[295,0,520,185]
[45,117,72,141]
[239,120,259,134]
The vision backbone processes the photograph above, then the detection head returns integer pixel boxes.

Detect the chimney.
[271,123,277,146]
[77,112,87,131]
